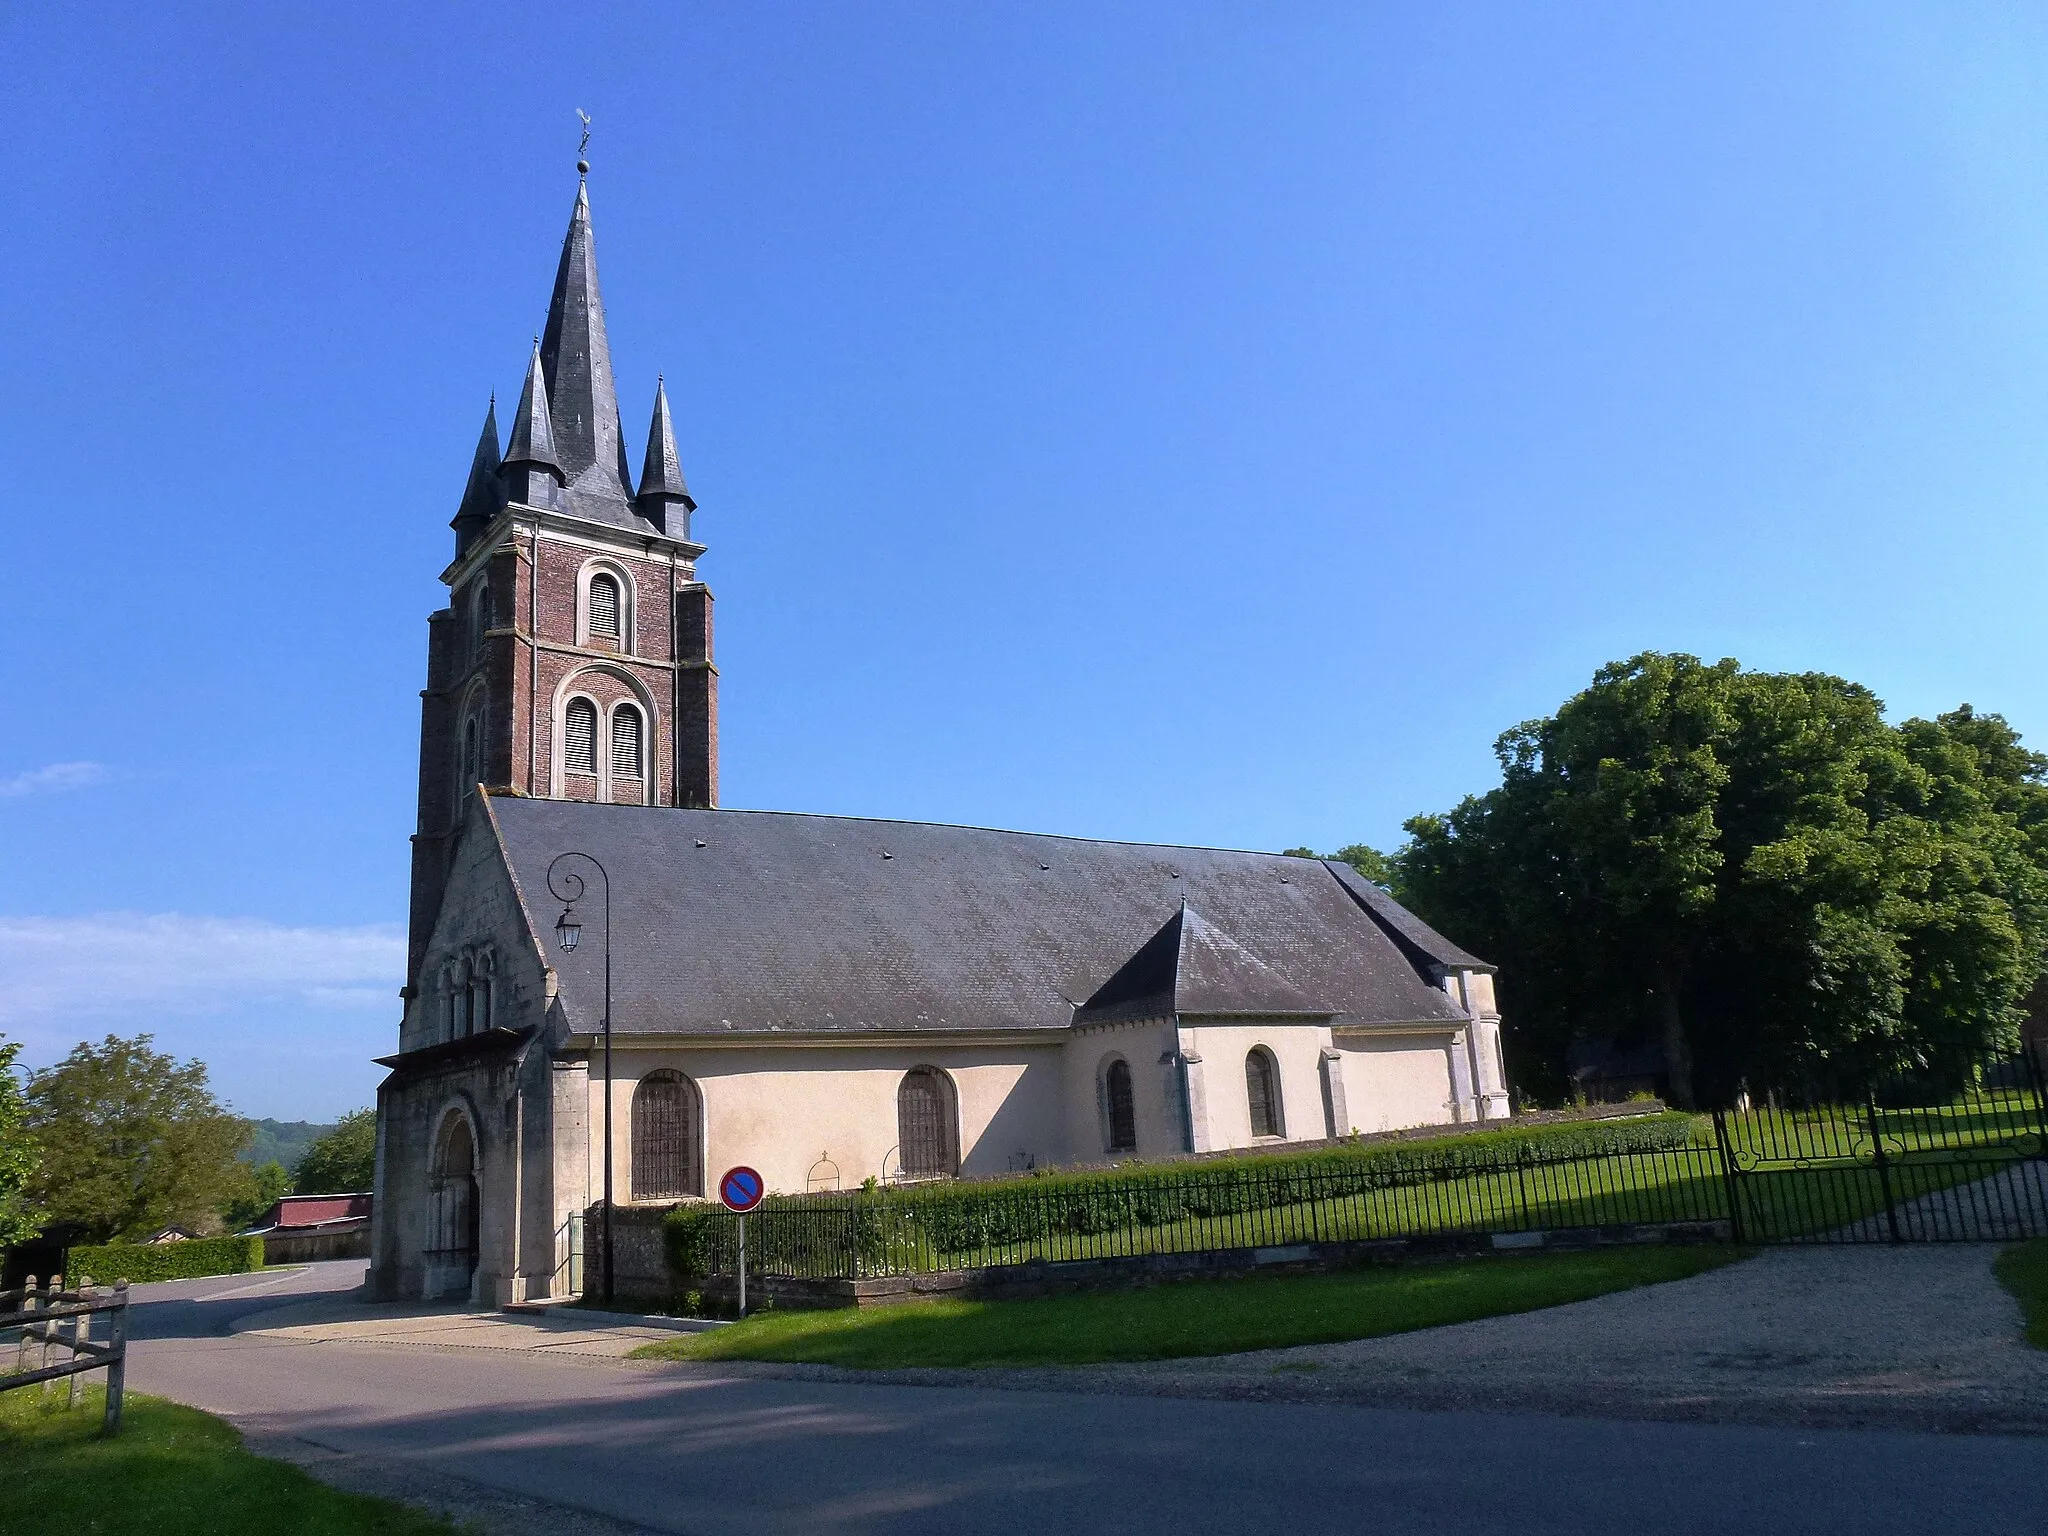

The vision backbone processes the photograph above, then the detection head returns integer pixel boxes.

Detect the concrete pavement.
[124,1261,2048,1536]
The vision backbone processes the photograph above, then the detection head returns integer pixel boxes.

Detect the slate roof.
[1076,902,1333,1024]
[485,798,1483,1039]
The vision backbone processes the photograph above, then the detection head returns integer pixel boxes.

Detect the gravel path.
[758,1244,2045,1436]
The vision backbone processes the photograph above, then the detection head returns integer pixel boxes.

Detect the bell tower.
[404,170,718,989]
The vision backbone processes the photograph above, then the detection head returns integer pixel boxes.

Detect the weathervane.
[577,109,592,176]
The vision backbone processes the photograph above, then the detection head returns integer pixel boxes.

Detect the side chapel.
[370,170,1511,1303]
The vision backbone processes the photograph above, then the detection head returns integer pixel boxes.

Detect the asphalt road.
[127,1262,2048,1536]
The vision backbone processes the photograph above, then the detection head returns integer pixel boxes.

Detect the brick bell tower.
[405,168,717,989]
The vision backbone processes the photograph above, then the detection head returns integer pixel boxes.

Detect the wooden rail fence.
[1,1274,130,1433]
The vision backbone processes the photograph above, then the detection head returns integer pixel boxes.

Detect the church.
[368,171,1512,1304]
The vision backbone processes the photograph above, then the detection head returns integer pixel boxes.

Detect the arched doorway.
[426,1111,479,1300]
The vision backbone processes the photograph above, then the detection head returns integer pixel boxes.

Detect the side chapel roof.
[484,798,1483,1039]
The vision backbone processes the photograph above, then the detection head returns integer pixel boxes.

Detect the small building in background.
[245,1193,373,1265]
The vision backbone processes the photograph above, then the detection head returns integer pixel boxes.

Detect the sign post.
[717,1166,765,1317]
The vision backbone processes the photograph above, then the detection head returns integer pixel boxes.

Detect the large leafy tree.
[24,1035,252,1243]
[292,1109,377,1195]
[1395,655,2048,1106]
[0,1036,41,1249]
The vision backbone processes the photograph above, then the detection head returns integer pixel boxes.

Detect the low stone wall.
[686,1219,1730,1312]
[581,1202,677,1303]
[264,1225,371,1265]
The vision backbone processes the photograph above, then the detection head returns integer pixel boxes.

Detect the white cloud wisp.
[0,762,111,797]
[0,912,404,1036]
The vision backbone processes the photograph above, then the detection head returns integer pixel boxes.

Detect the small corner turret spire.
[500,339,565,510]
[450,395,507,555]
[636,374,695,536]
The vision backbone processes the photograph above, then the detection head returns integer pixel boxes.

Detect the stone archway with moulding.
[424,1097,483,1302]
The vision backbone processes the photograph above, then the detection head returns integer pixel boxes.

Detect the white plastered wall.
[1332,1029,1462,1133]
[1176,1020,1338,1151]
[586,1041,1066,1196]
[1062,1018,1182,1162]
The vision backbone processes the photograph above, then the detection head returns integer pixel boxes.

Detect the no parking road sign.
[719,1166,765,1317]
[719,1165,765,1214]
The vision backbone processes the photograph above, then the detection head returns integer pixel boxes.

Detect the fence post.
[1712,1110,1747,1245]
[14,1277,35,1379]
[1865,1092,1903,1244]
[68,1276,90,1410]
[102,1281,128,1435]
[1515,1145,1533,1230]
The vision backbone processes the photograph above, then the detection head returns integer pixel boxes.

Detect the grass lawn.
[0,1386,454,1535]
[1994,1238,2048,1349]
[633,1243,1748,1369]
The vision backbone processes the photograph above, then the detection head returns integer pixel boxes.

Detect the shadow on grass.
[0,1387,453,1535]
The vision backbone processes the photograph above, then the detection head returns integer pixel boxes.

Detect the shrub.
[663,1112,1697,1282]
[64,1234,265,1285]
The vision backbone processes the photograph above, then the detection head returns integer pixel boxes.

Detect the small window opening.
[564,698,598,775]
[588,574,621,644]
[1104,1059,1137,1153]
[1246,1048,1284,1139]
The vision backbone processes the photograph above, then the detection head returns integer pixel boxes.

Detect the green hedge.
[664,1111,1697,1282]
[64,1234,266,1285]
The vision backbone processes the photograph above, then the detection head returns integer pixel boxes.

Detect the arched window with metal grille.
[564,698,598,775]
[897,1066,958,1178]
[1245,1047,1284,1139]
[632,1070,699,1200]
[1103,1057,1137,1153]
[587,573,621,645]
[611,703,644,784]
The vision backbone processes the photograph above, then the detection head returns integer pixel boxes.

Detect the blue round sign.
[719,1165,765,1213]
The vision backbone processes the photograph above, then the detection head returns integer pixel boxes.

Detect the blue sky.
[6,3,2048,1119]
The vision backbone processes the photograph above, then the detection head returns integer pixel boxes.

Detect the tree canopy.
[24,1035,252,1243]
[0,1036,41,1250]
[292,1109,376,1195]
[1390,654,2048,1106]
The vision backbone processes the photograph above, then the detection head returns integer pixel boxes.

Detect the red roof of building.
[264,1193,373,1229]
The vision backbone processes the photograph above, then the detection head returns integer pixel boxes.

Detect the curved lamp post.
[548,851,613,1307]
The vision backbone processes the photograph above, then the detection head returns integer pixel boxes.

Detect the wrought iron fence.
[667,1047,2048,1288]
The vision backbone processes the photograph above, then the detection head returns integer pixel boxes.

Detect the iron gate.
[1712,1047,2048,1243]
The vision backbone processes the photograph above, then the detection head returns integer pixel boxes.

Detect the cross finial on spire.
[576,109,592,177]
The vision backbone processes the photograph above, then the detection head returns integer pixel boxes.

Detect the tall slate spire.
[635,375,695,535]
[500,341,565,509]
[539,179,636,519]
[451,396,508,554]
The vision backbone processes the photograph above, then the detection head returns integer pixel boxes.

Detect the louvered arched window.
[564,698,598,775]
[897,1066,958,1178]
[471,582,491,659]
[632,1070,699,1200]
[1104,1058,1137,1153]
[1246,1048,1284,1139]
[461,713,482,790]
[588,573,621,645]
[611,704,644,782]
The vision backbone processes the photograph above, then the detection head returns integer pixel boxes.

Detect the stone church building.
[369,174,1511,1304]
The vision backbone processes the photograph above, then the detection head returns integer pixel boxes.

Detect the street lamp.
[548,851,613,1307]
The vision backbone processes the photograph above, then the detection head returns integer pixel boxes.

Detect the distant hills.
[243,1118,336,1172]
